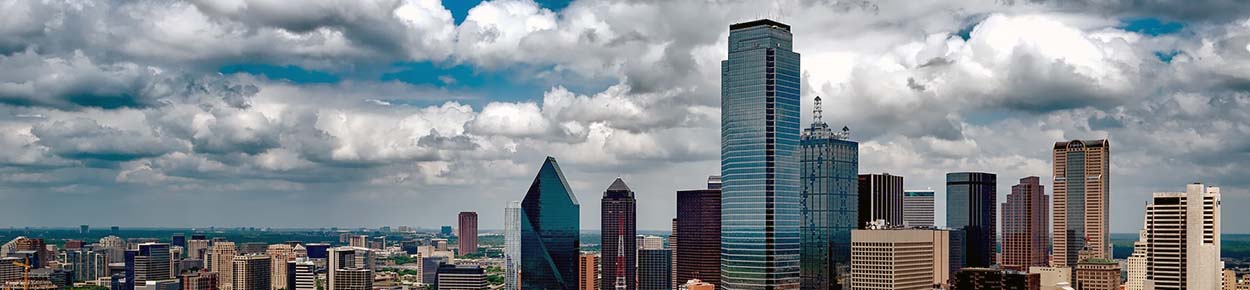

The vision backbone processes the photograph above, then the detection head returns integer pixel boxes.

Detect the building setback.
[458,212,479,256]
[600,178,637,290]
[902,190,935,228]
[1002,177,1048,271]
[946,172,997,268]
[521,157,580,290]
[800,96,859,290]
[1053,139,1111,267]
[1139,183,1222,290]
[675,177,721,289]
[850,229,951,290]
[720,18,803,290]
[857,173,904,228]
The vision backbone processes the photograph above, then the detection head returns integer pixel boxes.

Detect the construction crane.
[4,257,32,290]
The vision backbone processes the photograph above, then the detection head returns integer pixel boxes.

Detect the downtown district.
[0,19,1234,290]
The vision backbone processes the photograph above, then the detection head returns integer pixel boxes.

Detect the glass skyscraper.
[799,97,858,290]
[721,19,802,290]
[504,201,521,290]
[521,157,580,290]
[601,178,637,290]
[946,172,998,268]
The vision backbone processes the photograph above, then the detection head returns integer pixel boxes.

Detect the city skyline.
[2,0,1250,237]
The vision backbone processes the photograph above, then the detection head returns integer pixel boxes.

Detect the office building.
[578,254,598,290]
[850,229,951,290]
[1002,177,1048,271]
[0,257,22,283]
[347,236,367,249]
[231,255,270,290]
[639,248,671,290]
[721,18,802,290]
[504,201,522,290]
[857,173,904,228]
[238,243,266,255]
[1028,267,1071,290]
[287,258,316,290]
[328,247,372,290]
[442,226,454,237]
[2,237,52,268]
[600,178,636,290]
[126,243,173,289]
[670,218,679,289]
[423,256,449,285]
[1137,183,1222,290]
[1126,229,1147,290]
[171,235,186,252]
[902,190,935,228]
[1073,246,1119,290]
[459,212,479,255]
[946,172,997,268]
[520,157,580,290]
[675,177,721,289]
[266,244,295,290]
[187,240,210,261]
[953,268,1040,290]
[800,97,859,290]
[303,244,329,260]
[436,264,486,290]
[210,242,237,290]
[181,271,219,290]
[1053,139,1110,267]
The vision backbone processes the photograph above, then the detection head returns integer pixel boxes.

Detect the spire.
[813,96,823,125]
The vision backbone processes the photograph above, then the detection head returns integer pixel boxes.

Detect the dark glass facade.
[521,157,581,290]
[721,18,802,290]
[638,249,672,290]
[946,172,997,268]
[799,116,857,290]
[676,180,721,288]
[856,173,904,228]
[600,178,637,290]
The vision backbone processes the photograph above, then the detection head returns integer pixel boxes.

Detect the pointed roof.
[603,177,634,198]
[607,178,631,191]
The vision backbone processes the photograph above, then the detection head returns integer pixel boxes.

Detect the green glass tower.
[521,157,580,290]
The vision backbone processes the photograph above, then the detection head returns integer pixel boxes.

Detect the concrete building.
[209,242,237,290]
[231,255,270,290]
[600,178,636,290]
[1002,177,1048,271]
[348,236,367,249]
[850,229,951,290]
[181,271,219,290]
[328,247,373,290]
[1028,267,1071,290]
[436,264,486,290]
[578,254,598,290]
[188,240,210,261]
[287,258,316,290]
[858,173,904,228]
[1053,139,1111,267]
[266,244,296,290]
[1125,229,1148,290]
[1073,247,1119,290]
[675,177,721,289]
[458,212,479,256]
[902,190,935,228]
[1138,183,1222,290]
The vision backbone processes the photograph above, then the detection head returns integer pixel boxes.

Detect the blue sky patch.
[1121,18,1185,36]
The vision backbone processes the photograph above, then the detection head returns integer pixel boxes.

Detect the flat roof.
[730,19,790,31]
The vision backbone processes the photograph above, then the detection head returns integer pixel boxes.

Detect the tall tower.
[1138,183,1222,290]
[1052,139,1110,267]
[676,177,722,288]
[459,212,479,255]
[720,18,802,290]
[600,178,636,290]
[1001,177,1048,271]
[504,201,522,290]
[800,96,859,290]
[946,172,997,269]
[521,157,580,290]
[210,242,237,290]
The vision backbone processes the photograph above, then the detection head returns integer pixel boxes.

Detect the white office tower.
[1138,183,1221,290]
[504,201,522,290]
[1125,229,1148,290]
[328,247,373,290]
[290,258,316,290]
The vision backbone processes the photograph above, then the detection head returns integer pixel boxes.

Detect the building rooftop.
[730,19,790,31]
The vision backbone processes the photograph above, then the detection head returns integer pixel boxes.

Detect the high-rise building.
[441,226,454,237]
[520,157,580,290]
[946,172,997,268]
[1002,177,1048,271]
[639,245,671,290]
[436,264,487,290]
[2,237,52,268]
[504,201,522,290]
[209,242,237,290]
[348,236,367,249]
[1028,267,1071,290]
[800,96,858,290]
[231,255,270,290]
[266,244,296,290]
[670,218,678,289]
[578,254,598,290]
[675,177,721,289]
[458,212,479,256]
[850,229,951,290]
[1225,269,1237,290]
[328,247,372,290]
[600,178,636,290]
[952,268,1040,290]
[188,240,210,261]
[1052,139,1110,267]
[127,243,173,288]
[0,257,21,283]
[902,190,935,228]
[181,271,219,290]
[1137,183,1222,290]
[857,173,904,228]
[171,235,187,252]
[721,18,802,290]
[1073,257,1119,290]
[1125,229,1148,290]
[287,258,316,290]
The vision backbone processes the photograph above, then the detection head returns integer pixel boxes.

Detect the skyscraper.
[849,229,951,290]
[188,240,210,261]
[231,255,270,290]
[902,190,935,228]
[172,235,187,252]
[638,248,672,290]
[857,173,904,228]
[600,178,636,290]
[721,18,802,290]
[578,254,598,290]
[127,243,172,288]
[675,176,721,289]
[799,96,858,290]
[1125,230,1148,290]
[1002,177,1048,271]
[328,247,373,290]
[288,258,316,290]
[459,212,479,256]
[946,172,997,268]
[504,201,522,290]
[210,242,237,290]
[1052,139,1110,267]
[521,157,580,290]
[266,244,296,290]
[1137,183,1222,290]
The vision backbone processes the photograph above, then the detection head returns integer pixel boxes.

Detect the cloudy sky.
[1,0,1249,233]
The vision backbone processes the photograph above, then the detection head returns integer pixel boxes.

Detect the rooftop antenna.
[812,96,823,125]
